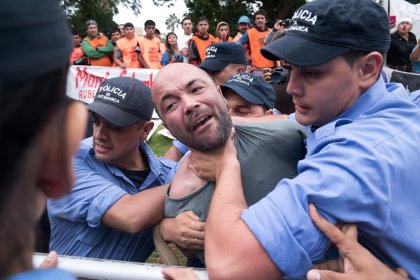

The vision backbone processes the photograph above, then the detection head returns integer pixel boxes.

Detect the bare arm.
[138,52,151,69]
[190,132,282,279]
[410,44,420,62]
[113,47,127,69]
[163,145,184,162]
[102,184,167,233]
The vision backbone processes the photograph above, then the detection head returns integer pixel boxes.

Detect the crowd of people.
[70,9,420,75]
[2,0,420,280]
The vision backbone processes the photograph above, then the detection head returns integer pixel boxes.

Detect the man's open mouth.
[193,116,211,131]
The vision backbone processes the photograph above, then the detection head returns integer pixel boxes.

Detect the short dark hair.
[154,28,161,35]
[124,22,134,29]
[197,16,209,24]
[254,10,267,19]
[181,17,192,25]
[342,50,370,67]
[144,20,156,28]
[110,27,121,35]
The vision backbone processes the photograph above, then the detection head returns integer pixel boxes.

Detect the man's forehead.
[155,76,208,95]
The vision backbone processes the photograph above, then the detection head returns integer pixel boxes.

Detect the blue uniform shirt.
[7,269,75,280]
[48,138,175,262]
[241,79,420,278]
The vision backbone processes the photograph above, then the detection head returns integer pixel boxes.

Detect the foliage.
[147,124,173,156]
[165,13,181,33]
[152,0,306,34]
[62,0,142,36]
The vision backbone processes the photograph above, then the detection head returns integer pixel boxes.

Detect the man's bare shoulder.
[169,154,207,199]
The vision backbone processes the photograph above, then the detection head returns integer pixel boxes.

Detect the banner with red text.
[67,66,159,104]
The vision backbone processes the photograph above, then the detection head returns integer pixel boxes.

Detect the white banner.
[383,0,420,36]
[67,66,159,104]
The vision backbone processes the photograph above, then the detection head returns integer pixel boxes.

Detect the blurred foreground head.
[0,0,87,276]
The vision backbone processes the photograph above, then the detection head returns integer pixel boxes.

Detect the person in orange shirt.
[214,22,233,43]
[114,22,147,69]
[239,10,275,71]
[188,17,216,65]
[81,20,113,67]
[137,20,162,69]
[70,32,84,64]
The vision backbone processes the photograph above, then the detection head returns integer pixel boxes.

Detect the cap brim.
[88,101,140,127]
[261,34,350,67]
[221,85,264,106]
[199,59,229,71]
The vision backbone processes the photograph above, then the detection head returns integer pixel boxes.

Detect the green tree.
[62,0,142,36]
[165,13,181,32]
[153,0,305,34]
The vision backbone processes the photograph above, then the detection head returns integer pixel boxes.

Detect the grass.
[147,124,173,156]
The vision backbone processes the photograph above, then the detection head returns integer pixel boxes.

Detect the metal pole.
[33,253,209,280]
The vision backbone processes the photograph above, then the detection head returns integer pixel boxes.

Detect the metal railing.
[33,253,208,280]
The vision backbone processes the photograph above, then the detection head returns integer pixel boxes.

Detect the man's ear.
[357,52,383,91]
[264,109,274,115]
[236,66,245,73]
[139,120,155,141]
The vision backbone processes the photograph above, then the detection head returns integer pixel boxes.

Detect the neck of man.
[114,145,149,171]
[256,25,266,32]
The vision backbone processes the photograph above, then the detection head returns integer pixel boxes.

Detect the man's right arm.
[113,47,126,69]
[48,145,167,234]
[102,184,167,233]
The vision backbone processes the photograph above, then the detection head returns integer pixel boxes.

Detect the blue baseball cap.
[88,77,154,127]
[238,15,251,24]
[220,73,275,109]
[200,42,247,71]
[261,0,391,67]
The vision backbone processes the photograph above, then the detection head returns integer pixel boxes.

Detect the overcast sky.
[113,0,187,35]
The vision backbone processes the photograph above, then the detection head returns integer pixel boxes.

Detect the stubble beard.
[174,107,232,152]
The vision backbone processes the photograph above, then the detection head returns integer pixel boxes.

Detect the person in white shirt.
[178,17,193,52]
